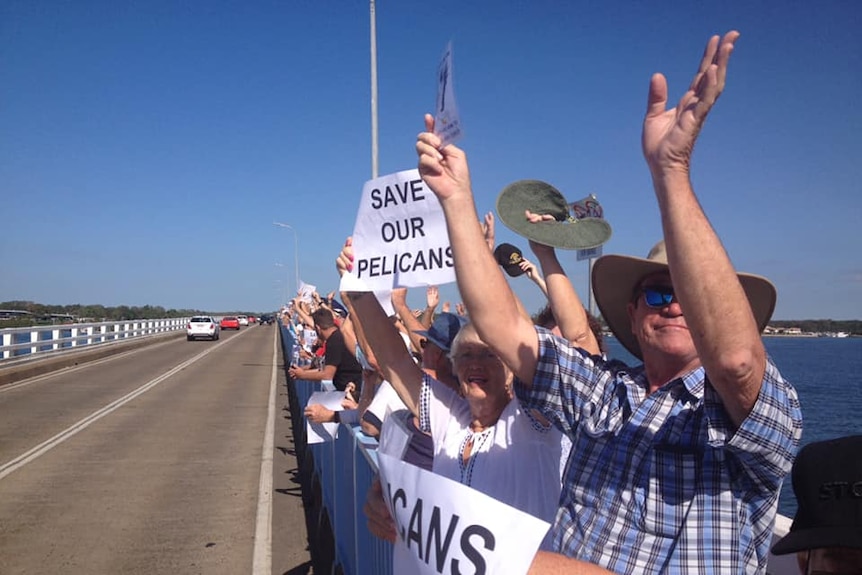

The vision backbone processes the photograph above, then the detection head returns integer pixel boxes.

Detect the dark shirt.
[323,328,362,392]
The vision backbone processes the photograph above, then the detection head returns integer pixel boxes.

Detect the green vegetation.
[769,319,861,335]
[0,301,202,328]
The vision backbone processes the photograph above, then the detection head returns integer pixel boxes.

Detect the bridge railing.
[0,318,189,361]
[279,322,394,575]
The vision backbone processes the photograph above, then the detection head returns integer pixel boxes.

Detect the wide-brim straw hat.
[496,180,612,250]
[592,240,777,360]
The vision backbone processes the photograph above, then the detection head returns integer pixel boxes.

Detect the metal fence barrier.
[0,318,189,361]
[280,323,394,575]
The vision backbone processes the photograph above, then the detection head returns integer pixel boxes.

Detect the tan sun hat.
[592,240,777,360]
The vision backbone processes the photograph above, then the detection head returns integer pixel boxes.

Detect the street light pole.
[272,222,300,296]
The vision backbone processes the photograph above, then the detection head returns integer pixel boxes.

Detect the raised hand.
[642,31,739,176]
[416,114,472,202]
[481,211,495,251]
[519,258,539,280]
[336,237,354,277]
[426,285,440,309]
[456,302,467,317]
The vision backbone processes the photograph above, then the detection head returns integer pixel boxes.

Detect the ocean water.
[604,336,862,517]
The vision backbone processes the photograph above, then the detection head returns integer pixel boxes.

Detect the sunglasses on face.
[641,286,677,308]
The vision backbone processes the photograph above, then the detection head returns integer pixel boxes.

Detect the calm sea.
[604,336,862,517]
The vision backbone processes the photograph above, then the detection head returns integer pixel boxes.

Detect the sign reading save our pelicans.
[343,169,455,293]
[377,452,549,575]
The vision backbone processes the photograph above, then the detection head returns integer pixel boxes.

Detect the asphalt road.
[0,324,311,575]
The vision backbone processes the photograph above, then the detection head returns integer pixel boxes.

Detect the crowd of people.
[281,31,860,574]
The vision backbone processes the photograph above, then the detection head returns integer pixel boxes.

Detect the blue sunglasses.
[641,286,676,308]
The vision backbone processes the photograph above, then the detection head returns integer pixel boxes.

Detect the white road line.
[252,327,277,575]
[0,338,180,393]
[0,339,229,481]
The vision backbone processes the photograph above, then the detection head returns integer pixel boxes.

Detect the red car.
[219,316,240,330]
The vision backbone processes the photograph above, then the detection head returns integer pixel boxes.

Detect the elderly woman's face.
[451,329,512,404]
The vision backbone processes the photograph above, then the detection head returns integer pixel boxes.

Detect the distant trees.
[769,319,861,335]
[0,301,202,327]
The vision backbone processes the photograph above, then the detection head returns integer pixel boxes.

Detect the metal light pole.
[370,0,379,178]
[272,222,300,296]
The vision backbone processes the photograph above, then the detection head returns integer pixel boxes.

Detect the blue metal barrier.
[279,322,394,575]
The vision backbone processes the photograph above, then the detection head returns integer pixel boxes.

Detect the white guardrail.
[0,318,190,361]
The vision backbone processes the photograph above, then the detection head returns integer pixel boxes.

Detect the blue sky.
[1,1,860,320]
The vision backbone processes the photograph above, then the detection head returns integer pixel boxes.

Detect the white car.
[187,316,220,341]
[237,315,249,327]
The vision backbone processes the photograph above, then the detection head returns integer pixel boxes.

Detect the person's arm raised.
[417,115,539,384]
[391,287,426,354]
[337,238,424,415]
[643,31,763,427]
[529,240,599,355]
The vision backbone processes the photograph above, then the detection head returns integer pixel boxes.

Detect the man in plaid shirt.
[416,30,802,573]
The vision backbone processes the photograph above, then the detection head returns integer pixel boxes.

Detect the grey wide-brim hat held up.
[496,180,612,250]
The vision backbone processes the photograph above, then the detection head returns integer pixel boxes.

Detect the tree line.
[0,300,203,328]
[769,319,861,335]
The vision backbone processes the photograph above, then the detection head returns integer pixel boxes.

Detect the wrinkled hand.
[426,285,439,309]
[416,114,472,202]
[363,476,396,543]
[304,403,335,424]
[481,212,495,251]
[642,31,739,176]
[336,237,354,277]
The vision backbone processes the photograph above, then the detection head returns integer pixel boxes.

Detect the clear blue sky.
[2,1,860,320]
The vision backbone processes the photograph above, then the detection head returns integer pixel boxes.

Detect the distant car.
[187,316,220,341]
[259,314,274,325]
[248,316,257,324]
[220,316,240,330]
[237,315,249,327]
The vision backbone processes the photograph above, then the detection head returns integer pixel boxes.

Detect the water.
[604,336,862,517]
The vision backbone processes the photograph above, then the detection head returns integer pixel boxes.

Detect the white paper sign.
[345,169,455,293]
[298,281,317,303]
[305,391,345,443]
[435,41,462,147]
[377,452,549,575]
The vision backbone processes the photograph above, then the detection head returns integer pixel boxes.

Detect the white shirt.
[418,374,563,548]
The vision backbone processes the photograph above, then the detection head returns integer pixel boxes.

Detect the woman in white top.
[338,240,565,547]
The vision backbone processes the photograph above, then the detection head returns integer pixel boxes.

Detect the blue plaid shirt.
[515,328,803,574]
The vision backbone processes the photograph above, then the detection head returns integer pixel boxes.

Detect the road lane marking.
[0,327,253,393]
[252,327,278,574]
[0,339,229,480]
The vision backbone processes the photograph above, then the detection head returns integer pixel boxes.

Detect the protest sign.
[298,280,317,303]
[342,169,455,294]
[377,452,549,575]
[305,390,346,444]
[434,41,462,147]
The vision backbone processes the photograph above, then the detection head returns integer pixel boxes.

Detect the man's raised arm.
[643,31,765,427]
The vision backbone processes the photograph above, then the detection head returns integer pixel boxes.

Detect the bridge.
[0,320,797,574]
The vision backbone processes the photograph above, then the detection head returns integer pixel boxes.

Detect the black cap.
[771,435,862,555]
[494,243,526,277]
